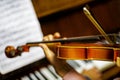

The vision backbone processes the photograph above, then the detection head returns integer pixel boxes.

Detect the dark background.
[32,0,120,37]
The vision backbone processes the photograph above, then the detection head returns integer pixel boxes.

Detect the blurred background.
[0,0,120,80]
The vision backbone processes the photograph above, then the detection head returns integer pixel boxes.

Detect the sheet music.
[0,0,45,74]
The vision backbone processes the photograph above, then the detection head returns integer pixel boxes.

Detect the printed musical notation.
[0,0,44,74]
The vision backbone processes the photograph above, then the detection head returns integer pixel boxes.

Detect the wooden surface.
[32,0,120,37]
[32,0,93,18]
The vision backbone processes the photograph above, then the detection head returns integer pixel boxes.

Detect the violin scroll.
[5,46,16,58]
[5,45,29,58]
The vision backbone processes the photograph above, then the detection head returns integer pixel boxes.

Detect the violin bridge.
[116,57,120,67]
[114,48,120,67]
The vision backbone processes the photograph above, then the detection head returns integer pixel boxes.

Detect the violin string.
[83,5,114,44]
[26,33,119,46]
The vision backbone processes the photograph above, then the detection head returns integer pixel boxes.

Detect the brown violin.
[57,43,120,61]
[4,34,120,66]
[4,5,120,67]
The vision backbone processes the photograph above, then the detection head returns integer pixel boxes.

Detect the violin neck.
[26,35,101,45]
[26,33,118,45]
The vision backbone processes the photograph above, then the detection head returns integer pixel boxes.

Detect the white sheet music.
[0,0,45,74]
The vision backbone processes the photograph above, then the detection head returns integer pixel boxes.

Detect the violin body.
[57,43,120,62]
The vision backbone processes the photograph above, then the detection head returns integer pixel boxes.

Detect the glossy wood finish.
[57,43,119,61]
[32,0,120,37]
[32,0,93,18]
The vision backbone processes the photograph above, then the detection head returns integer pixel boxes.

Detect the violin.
[5,34,120,66]
[4,5,120,67]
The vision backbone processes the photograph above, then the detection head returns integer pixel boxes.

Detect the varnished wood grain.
[32,0,93,18]
[32,0,120,38]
